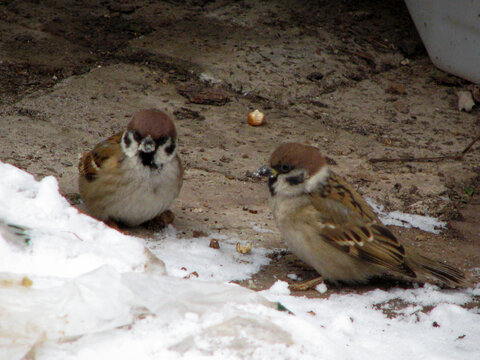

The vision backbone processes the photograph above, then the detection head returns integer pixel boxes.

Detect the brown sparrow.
[258,142,468,289]
[78,109,183,227]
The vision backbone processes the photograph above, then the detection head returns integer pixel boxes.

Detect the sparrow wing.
[317,218,415,276]
[308,174,416,277]
[78,132,124,182]
[316,172,381,223]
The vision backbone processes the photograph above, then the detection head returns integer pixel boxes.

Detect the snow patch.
[0,162,478,360]
[146,228,271,282]
[366,197,446,233]
[267,280,291,296]
[315,282,328,294]
[199,72,222,84]
[250,222,274,233]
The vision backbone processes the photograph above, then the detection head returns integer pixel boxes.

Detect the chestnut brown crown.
[127,109,177,140]
[270,142,327,177]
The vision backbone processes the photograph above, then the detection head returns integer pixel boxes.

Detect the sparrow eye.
[279,163,292,173]
[133,131,142,142]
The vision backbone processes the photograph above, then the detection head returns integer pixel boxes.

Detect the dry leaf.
[184,271,199,279]
[192,230,207,238]
[177,85,229,106]
[209,238,220,249]
[386,82,406,95]
[21,276,33,287]
[236,242,252,254]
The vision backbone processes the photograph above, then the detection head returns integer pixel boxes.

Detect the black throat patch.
[139,151,158,169]
[268,176,277,196]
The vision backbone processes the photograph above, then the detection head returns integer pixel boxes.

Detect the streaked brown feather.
[309,171,416,278]
[78,132,124,182]
[317,220,415,277]
[411,253,468,287]
[317,173,380,223]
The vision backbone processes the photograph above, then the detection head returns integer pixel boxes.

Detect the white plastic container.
[405,0,480,84]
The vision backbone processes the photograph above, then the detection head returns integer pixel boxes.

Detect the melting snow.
[366,197,446,234]
[0,162,478,360]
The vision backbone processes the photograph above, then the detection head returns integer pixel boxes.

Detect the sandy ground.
[1,0,479,298]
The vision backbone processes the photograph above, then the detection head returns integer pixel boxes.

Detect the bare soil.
[1,0,479,307]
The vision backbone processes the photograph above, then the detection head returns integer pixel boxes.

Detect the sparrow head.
[259,142,329,197]
[121,109,178,169]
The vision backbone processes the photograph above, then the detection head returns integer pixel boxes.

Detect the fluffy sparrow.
[78,109,183,227]
[258,142,468,289]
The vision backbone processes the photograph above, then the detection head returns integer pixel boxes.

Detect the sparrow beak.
[255,165,277,178]
[140,136,156,153]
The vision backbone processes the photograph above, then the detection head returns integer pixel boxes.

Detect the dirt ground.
[1,0,479,302]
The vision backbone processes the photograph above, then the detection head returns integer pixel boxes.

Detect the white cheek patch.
[153,137,176,166]
[305,166,329,193]
[121,132,139,158]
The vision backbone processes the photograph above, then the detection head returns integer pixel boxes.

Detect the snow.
[250,222,274,234]
[261,283,480,360]
[315,282,328,294]
[146,229,270,282]
[366,197,446,233]
[267,280,291,296]
[199,72,222,84]
[287,273,299,280]
[0,162,479,360]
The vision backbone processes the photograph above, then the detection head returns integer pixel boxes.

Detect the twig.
[368,154,461,164]
[460,134,480,156]
[372,39,393,50]
[62,231,84,241]
[341,48,375,64]
[368,134,480,164]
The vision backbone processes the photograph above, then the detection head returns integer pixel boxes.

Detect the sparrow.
[258,142,469,289]
[78,109,183,227]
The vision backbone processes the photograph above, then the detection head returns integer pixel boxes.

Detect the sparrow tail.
[414,254,471,288]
